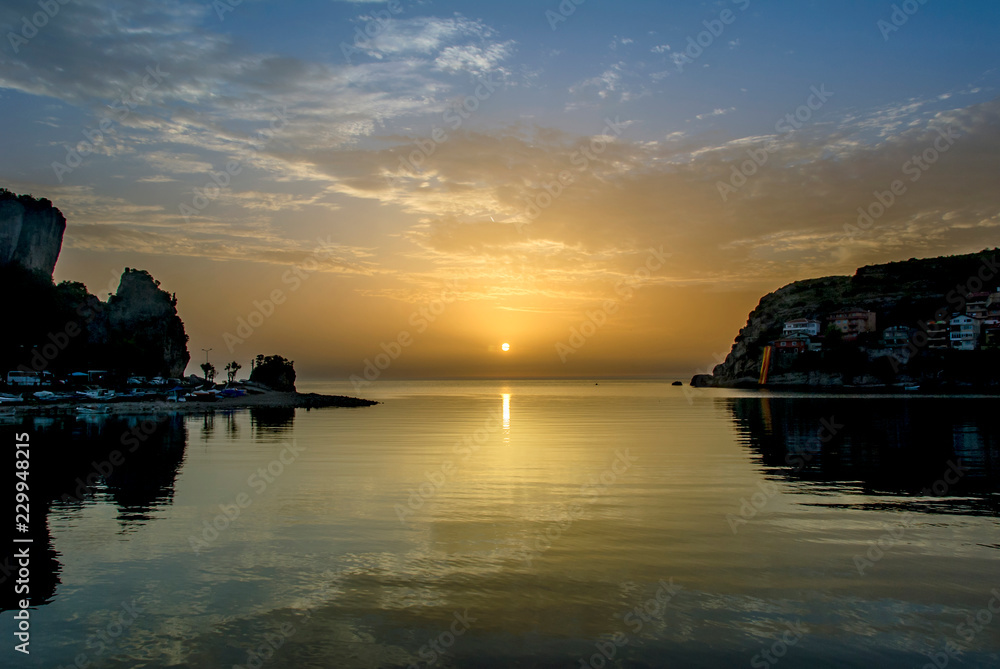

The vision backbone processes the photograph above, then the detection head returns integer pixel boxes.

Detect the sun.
[501,342,510,352]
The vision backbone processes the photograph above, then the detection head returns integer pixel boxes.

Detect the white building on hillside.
[783,318,822,337]
[949,315,981,351]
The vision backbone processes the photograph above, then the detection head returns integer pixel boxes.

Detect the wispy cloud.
[695,107,736,121]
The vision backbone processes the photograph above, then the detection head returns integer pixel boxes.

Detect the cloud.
[0,1,519,188]
[264,97,1000,304]
[66,221,379,275]
[610,36,634,50]
[695,107,736,121]
[4,1,997,316]
[435,42,515,76]
[350,15,500,59]
[143,151,215,175]
[569,62,631,101]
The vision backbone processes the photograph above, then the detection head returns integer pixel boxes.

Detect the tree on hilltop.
[248,354,296,391]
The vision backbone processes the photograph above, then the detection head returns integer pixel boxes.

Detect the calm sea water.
[3,380,999,668]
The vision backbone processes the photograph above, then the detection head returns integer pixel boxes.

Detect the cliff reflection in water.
[727,396,1000,516]
[0,412,187,612]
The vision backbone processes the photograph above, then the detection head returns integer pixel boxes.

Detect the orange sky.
[43,98,1000,380]
[4,1,999,381]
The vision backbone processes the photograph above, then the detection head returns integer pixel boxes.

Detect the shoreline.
[0,390,378,416]
[690,377,1000,395]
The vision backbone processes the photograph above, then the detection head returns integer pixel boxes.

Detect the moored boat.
[32,390,73,402]
[190,390,218,402]
[76,388,116,401]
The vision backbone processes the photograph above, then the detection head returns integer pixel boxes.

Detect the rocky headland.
[1,188,373,409]
[693,249,1000,391]
[1,190,191,378]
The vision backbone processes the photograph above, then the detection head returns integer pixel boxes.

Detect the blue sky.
[2,0,999,377]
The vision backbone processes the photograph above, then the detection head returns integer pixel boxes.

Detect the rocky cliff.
[2,189,189,378]
[701,275,852,385]
[0,190,66,276]
[699,249,1000,387]
[104,269,190,377]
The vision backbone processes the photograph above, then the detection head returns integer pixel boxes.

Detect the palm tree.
[200,362,216,383]
[225,361,242,383]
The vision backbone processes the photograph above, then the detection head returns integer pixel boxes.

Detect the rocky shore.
[2,389,378,416]
[694,249,1000,390]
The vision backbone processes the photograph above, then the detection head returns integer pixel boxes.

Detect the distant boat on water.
[0,393,24,404]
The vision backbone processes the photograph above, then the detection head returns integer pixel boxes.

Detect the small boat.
[76,404,111,414]
[904,385,920,391]
[0,393,24,404]
[190,390,218,402]
[166,386,188,402]
[33,390,72,402]
[76,388,116,401]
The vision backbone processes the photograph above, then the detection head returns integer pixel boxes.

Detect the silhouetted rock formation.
[105,269,190,377]
[0,189,66,276]
[2,189,189,377]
